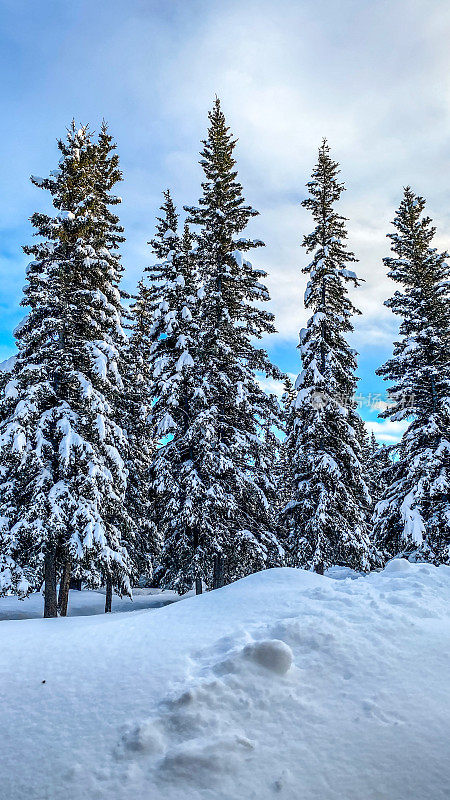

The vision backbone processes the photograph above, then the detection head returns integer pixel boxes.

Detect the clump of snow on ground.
[242,638,293,674]
[1,561,449,799]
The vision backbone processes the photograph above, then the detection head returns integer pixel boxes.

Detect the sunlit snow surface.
[1,561,449,800]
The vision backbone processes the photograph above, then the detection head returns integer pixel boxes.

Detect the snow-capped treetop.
[377,187,450,421]
[300,139,362,402]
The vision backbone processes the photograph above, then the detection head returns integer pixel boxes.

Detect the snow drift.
[1,561,449,799]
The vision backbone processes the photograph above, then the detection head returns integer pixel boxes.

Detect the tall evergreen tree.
[373,188,450,564]
[283,140,372,574]
[366,434,392,509]
[353,414,372,465]
[160,97,283,590]
[0,356,28,598]
[369,430,377,455]
[0,122,135,616]
[122,284,159,587]
[147,207,207,594]
[123,190,187,591]
[275,377,296,519]
[352,413,379,522]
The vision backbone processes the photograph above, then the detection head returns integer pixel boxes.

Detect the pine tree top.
[185,97,260,242]
[383,187,449,289]
[149,189,179,260]
[302,139,356,269]
[377,186,450,420]
[298,140,362,399]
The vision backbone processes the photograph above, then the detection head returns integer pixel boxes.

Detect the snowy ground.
[1,561,449,800]
[0,586,182,620]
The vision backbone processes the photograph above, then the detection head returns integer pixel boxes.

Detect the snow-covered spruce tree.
[373,188,450,564]
[272,378,296,522]
[169,97,283,590]
[283,140,372,574]
[250,409,284,558]
[146,208,210,594]
[92,122,159,604]
[0,355,29,598]
[352,413,377,520]
[367,434,393,509]
[353,414,371,464]
[352,422,393,518]
[145,189,181,333]
[122,190,185,588]
[0,122,135,616]
[122,284,160,587]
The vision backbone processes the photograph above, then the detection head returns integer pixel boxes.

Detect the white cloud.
[2,0,450,364]
[128,0,450,345]
[365,418,408,444]
[371,399,392,413]
[256,373,297,400]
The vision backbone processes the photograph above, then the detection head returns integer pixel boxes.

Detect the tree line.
[0,99,449,617]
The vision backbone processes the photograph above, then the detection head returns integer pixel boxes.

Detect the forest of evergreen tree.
[0,100,449,616]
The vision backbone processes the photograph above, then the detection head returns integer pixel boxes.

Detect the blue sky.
[1,0,449,441]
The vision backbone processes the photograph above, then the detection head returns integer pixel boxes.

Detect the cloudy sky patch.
[1,0,449,437]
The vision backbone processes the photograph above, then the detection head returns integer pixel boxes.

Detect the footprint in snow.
[111,636,294,791]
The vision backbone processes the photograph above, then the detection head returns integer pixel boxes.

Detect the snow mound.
[1,563,450,800]
[382,557,415,575]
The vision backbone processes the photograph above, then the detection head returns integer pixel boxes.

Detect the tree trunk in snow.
[43,546,58,618]
[105,577,112,613]
[315,561,324,576]
[212,554,224,590]
[58,557,72,616]
[70,577,82,590]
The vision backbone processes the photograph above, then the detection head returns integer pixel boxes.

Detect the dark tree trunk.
[58,557,72,617]
[44,546,58,618]
[195,577,203,595]
[105,577,113,613]
[70,577,82,590]
[315,560,324,576]
[212,554,224,590]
